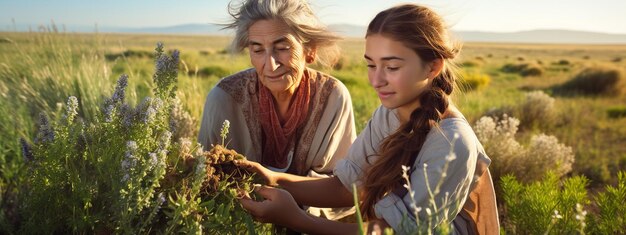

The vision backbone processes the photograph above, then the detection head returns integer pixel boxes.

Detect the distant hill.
[4,23,626,44]
[118,23,230,35]
[454,29,626,44]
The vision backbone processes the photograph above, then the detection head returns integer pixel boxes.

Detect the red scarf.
[258,71,313,169]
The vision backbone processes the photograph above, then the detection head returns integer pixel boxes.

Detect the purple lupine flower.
[112,74,128,103]
[121,140,138,183]
[119,104,135,128]
[171,50,180,67]
[20,138,34,163]
[158,131,172,150]
[102,100,114,123]
[137,97,155,124]
[143,106,156,124]
[36,113,54,143]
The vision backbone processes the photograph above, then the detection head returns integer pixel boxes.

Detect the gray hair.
[225,0,341,67]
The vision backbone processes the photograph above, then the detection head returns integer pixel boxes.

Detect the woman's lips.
[265,73,286,81]
[377,91,395,99]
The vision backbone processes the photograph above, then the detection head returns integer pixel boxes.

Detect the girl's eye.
[367,64,376,69]
[386,67,399,71]
[276,47,290,51]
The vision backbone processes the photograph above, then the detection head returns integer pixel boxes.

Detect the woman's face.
[248,19,307,98]
[364,34,436,120]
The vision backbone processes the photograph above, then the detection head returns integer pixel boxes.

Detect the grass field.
[1,31,625,233]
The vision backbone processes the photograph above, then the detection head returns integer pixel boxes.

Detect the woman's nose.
[265,53,280,71]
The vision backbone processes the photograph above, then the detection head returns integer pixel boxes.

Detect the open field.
[1,31,625,233]
[2,32,623,182]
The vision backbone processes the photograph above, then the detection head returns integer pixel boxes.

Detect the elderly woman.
[197,0,356,219]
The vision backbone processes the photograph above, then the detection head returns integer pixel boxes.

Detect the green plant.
[556,66,624,96]
[607,106,626,119]
[501,63,543,77]
[474,115,574,183]
[501,172,589,234]
[589,171,626,234]
[14,43,270,234]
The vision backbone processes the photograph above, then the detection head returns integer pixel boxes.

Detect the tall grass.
[1,31,626,233]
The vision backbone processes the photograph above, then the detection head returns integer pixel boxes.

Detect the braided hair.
[360,4,461,220]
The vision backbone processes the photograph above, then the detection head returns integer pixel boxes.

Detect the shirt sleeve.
[306,81,357,175]
[373,123,479,233]
[333,106,397,192]
[197,86,255,159]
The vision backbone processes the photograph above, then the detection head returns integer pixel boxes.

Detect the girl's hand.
[239,185,306,228]
[234,159,278,186]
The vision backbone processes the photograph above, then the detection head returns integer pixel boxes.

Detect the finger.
[236,188,251,200]
[234,159,255,169]
[239,198,260,215]
[253,185,277,200]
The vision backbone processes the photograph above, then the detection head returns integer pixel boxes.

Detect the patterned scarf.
[258,70,313,169]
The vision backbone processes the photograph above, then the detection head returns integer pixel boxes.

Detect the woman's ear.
[305,47,317,64]
[428,58,444,78]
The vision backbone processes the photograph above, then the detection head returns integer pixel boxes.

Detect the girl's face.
[364,34,438,121]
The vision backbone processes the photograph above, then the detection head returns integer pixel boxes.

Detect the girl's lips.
[377,91,395,99]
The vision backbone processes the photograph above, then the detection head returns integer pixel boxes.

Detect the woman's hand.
[239,185,306,228]
[234,159,278,186]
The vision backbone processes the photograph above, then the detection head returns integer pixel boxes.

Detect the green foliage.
[192,65,230,78]
[607,106,626,119]
[501,172,589,234]
[11,44,270,234]
[589,171,626,234]
[105,49,154,61]
[556,66,625,96]
[501,63,543,77]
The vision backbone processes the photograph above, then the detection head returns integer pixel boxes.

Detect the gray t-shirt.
[334,106,491,234]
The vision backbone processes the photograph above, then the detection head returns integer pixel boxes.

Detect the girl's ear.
[305,47,317,64]
[428,58,444,78]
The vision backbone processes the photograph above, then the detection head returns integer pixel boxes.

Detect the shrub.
[105,49,154,61]
[13,43,270,234]
[589,171,626,234]
[518,90,556,128]
[520,66,543,76]
[0,37,13,43]
[474,115,523,181]
[474,115,574,182]
[192,65,229,78]
[555,59,570,65]
[501,63,543,77]
[458,69,490,91]
[501,172,589,234]
[461,60,481,67]
[556,67,624,96]
[607,106,626,119]
[521,134,574,181]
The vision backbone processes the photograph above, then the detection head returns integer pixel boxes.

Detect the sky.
[1,0,626,34]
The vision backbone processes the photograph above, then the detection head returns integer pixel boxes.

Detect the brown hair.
[360,4,461,220]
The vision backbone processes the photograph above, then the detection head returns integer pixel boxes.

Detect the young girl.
[236,4,499,234]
